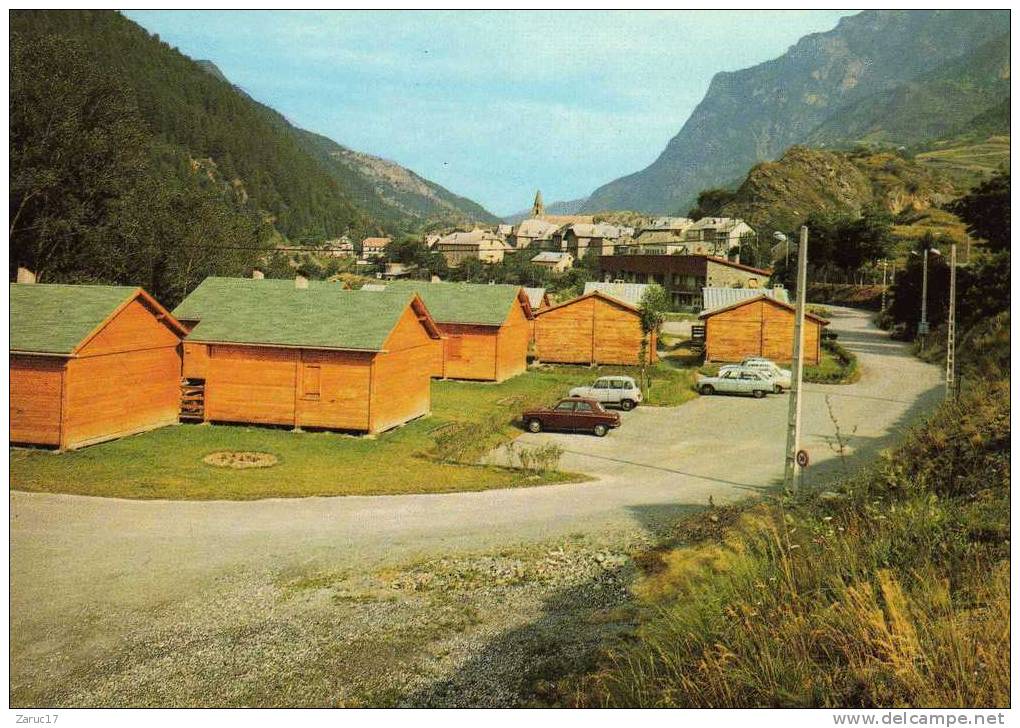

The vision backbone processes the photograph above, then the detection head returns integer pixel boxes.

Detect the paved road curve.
[10,306,943,616]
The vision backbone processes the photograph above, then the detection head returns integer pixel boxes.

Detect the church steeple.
[531,190,545,218]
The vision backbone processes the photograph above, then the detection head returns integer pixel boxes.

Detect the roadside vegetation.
[568,361,1008,707]
[803,340,861,385]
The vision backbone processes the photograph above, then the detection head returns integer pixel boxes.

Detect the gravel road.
[9,305,943,706]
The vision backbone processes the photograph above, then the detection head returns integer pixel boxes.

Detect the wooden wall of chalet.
[195,304,434,433]
[368,304,435,432]
[703,298,822,364]
[10,298,182,449]
[430,300,530,382]
[495,301,530,382]
[434,324,498,381]
[10,356,64,446]
[534,294,656,366]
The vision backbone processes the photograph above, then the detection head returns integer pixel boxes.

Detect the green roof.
[178,278,421,351]
[172,277,348,321]
[10,284,140,355]
[369,280,525,326]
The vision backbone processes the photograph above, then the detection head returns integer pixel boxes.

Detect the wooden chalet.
[372,281,534,382]
[10,284,186,449]
[534,290,657,366]
[699,294,828,364]
[173,278,441,433]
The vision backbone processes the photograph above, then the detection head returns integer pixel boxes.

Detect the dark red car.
[522,397,621,437]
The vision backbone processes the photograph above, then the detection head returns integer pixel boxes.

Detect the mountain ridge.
[582,9,1009,214]
[195,60,499,228]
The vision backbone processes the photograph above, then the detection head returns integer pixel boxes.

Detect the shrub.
[511,442,565,473]
[804,339,860,384]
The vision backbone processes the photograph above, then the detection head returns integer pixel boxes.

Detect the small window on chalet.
[446,336,464,360]
[302,364,321,399]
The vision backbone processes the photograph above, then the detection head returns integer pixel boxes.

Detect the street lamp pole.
[946,242,957,398]
[784,226,808,490]
[916,245,941,348]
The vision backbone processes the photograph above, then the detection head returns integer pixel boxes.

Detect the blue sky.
[125,10,855,216]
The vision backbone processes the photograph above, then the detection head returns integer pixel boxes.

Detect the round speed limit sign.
[796,450,810,468]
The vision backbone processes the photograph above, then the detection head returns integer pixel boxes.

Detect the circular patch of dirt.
[202,451,279,469]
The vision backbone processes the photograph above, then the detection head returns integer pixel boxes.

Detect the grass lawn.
[10,362,698,500]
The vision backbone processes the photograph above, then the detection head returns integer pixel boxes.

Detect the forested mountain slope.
[11,11,494,242]
[10,10,496,304]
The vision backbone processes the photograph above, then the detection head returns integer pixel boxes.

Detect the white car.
[739,357,792,392]
[697,368,774,398]
[569,375,643,410]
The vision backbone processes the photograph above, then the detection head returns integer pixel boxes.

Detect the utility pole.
[919,247,931,348]
[881,259,888,312]
[946,241,957,398]
[784,226,808,490]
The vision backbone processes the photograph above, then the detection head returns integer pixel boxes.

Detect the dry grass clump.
[202,451,279,469]
[574,379,1009,708]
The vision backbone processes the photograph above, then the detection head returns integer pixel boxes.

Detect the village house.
[434,229,510,267]
[509,218,560,250]
[685,217,755,255]
[173,278,442,433]
[599,254,772,310]
[371,280,533,382]
[646,216,695,232]
[699,293,827,365]
[623,229,701,255]
[559,222,624,260]
[10,283,186,449]
[362,236,392,258]
[531,251,574,273]
[534,290,656,366]
[322,236,355,257]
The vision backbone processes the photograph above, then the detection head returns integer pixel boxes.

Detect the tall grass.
[574,378,1009,708]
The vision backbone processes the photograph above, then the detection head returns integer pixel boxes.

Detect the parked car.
[523,397,621,437]
[739,357,792,392]
[568,375,642,410]
[697,368,774,398]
